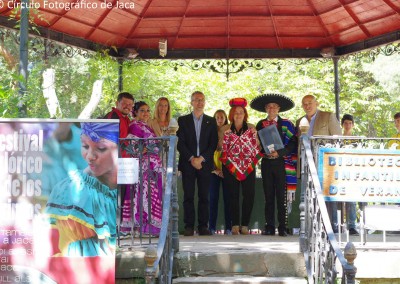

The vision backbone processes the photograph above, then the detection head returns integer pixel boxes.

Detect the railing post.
[299,135,307,253]
[343,242,357,284]
[170,136,180,252]
[144,245,157,284]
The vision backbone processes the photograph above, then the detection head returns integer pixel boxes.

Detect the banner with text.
[317,148,400,202]
[0,119,119,284]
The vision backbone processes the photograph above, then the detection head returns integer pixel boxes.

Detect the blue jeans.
[346,202,357,229]
[327,202,338,231]
[209,173,232,231]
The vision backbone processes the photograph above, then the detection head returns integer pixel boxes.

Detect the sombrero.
[250,93,295,113]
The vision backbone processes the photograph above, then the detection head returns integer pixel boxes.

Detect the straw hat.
[250,93,295,112]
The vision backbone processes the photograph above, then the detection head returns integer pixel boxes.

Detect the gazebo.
[1,0,400,117]
[1,2,400,283]
[1,0,399,59]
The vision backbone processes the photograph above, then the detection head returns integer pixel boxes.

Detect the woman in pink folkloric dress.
[121,101,163,236]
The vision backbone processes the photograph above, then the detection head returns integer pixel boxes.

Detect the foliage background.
[1,27,400,137]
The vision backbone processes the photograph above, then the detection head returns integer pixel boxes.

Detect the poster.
[317,147,400,202]
[0,119,119,284]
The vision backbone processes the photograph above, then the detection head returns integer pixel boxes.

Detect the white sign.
[118,158,139,184]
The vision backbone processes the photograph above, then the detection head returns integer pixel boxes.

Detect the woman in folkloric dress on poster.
[46,122,118,256]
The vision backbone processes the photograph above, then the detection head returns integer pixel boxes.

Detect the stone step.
[174,250,306,278]
[173,276,307,283]
[116,234,400,281]
[174,235,306,278]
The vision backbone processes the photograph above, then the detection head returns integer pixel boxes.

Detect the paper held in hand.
[258,124,284,154]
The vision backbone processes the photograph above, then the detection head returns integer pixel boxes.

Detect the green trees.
[0,30,399,137]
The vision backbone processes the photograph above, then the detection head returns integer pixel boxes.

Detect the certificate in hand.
[258,124,284,154]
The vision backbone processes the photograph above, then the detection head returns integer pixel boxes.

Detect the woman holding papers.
[251,94,297,237]
[219,98,262,235]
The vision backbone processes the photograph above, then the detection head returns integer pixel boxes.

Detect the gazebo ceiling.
[1,0,400,59]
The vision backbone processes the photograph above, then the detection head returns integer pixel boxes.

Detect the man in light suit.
[296,94,342,136]
[296,94,342,233]
[177,91,218,236]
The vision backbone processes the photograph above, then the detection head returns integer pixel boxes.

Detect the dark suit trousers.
[261,158,287,230]
[222,166,255,227]
[181,166,212,230]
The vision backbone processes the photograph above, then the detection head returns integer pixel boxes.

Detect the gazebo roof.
[1,0,400,59]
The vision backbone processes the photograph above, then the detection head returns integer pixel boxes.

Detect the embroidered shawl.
[220,129,262,181]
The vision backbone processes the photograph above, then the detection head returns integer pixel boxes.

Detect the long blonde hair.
[153,97,171,123]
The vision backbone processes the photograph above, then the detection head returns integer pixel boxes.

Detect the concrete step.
[174,235,306,278]
[116,233,400,282]
[173,276,307,283]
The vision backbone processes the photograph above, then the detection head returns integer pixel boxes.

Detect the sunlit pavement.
[116,232,400,281]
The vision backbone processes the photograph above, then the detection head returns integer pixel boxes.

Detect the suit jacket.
[177,113,218,173]
[296,110,341,136]
[295,110,341,177]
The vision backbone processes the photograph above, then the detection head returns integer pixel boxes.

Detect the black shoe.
[263,230,275,235]
[262,225,275,236]
[184,227,194,236]
[349,228,359,236]
[279,230,288,237]
[262,229,275,235]
[198,228,211,236]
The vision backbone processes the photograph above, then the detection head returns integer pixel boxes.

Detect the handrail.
[145,135,179,283]
[117,135,179,284]
[299,135,357,283]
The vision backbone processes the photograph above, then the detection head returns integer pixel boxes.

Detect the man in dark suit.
[177,91,218,236]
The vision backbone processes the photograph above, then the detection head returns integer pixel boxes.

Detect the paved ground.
[117,230,400,254]
[116,231,400,282]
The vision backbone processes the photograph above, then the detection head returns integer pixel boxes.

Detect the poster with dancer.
[0,119,119,284]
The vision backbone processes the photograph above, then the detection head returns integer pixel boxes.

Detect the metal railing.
[299,135,357,284]
[118,135,179,283]
[300,135,400,283]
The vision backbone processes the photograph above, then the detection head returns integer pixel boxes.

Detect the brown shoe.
[198,228,211,236]
[241,226,249,235]
[231,225,240,235]
[184,227,194,236]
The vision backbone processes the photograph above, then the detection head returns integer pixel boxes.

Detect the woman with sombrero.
[251,93,298,237]
[219,98,262,235]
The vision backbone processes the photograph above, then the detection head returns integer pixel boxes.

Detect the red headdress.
[229,98,248,108]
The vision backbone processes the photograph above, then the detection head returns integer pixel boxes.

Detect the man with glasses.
[177,91,218,236]
[251,93,297,237]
